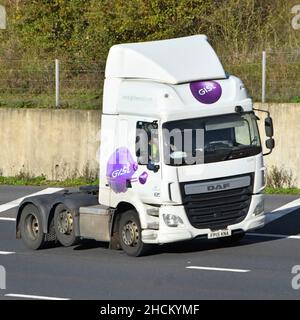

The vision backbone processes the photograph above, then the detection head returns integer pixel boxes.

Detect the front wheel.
[118,210,151,257]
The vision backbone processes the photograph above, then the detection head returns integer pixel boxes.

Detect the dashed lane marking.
[4,293,70,300]
[0,217,16,222]
[186,266,250,273]
[0,251,15,255]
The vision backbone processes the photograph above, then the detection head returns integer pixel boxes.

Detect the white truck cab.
[17,35,275,256]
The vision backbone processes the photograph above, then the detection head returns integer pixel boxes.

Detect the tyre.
[118,210,151,257]
[217,232,245,245]
[54,204,79,247]
[20,204,46,250]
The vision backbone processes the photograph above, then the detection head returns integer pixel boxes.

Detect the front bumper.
[142,194,265,244]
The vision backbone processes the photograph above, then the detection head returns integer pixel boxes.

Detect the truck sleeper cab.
[16,35,275,256]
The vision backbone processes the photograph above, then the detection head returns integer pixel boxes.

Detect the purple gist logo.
[106,147,148,193]
[190,81,222,104]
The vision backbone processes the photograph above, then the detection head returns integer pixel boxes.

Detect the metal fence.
[223,49,300,104]
[0,50,299,109]
[0,58,104,109]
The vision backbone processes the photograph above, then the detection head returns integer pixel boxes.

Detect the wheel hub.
[25,214,40,241]
[31,217,39,235]
[122,221,139,247]
[57,211,73,235]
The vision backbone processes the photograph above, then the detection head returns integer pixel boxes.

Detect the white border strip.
[5,293,70,300]
[266,198,300,223]
[186,266,250,273]
[247,232,300,240]
[0,188,64,214]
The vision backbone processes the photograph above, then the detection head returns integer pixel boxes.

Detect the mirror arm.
[253,108,270,117]
[263,150,273,156]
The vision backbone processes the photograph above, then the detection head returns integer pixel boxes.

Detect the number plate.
[208,229,232,239]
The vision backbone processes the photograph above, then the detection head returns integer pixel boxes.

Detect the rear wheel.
[54,204,79,247]
[20,204,45,250]
[119,210,151,257]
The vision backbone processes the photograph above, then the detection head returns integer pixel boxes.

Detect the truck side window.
[136,121,160,165]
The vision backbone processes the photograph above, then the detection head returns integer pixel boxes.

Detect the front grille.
[181,175,253,230]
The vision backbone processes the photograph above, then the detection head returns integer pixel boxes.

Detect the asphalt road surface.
[0,186,300,300]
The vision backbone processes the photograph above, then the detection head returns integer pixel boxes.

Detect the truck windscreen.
[162,112,262,166]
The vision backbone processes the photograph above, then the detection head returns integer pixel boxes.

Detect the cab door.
[107,116,162,206]
[134,118,162,204]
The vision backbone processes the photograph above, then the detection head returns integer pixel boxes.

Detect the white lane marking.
[186,266,250,273]
[0,188,64,214]
[0,217,16,222]
[266,198,300,223]
[5,293,70,300]
[0,251,15,255]
[247,232,300,240]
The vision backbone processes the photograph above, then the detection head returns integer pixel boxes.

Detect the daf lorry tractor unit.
[16,35,275,256]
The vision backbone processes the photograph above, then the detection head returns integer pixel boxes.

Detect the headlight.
[163,214,184,227]
[253,200,264,216]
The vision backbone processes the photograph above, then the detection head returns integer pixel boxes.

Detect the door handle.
[126,180,132,188]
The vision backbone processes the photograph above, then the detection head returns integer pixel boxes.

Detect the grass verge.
[1,176,300,194]
[265,187,300,195]
[0,90,102,110]
[0,175,98,187]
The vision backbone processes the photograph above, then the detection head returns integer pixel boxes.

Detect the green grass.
[291,96,300,103]
[265,187,300,195]
[0,175,98,187]
[0,90,102,110]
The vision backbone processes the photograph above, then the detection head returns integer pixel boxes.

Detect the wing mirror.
[265,117,274,138]
[264,138,275,156]
[253,109,275,156]
[266,138,275,150]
